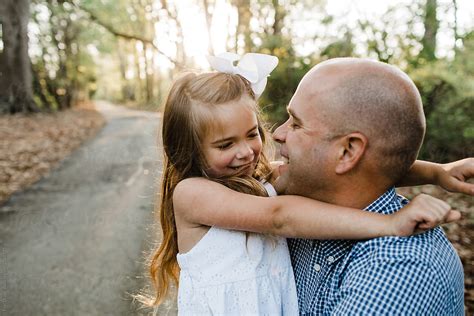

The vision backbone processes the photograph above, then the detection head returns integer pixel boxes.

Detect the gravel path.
[0,101,174,315]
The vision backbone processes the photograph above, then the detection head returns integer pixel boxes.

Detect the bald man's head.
[300,58,425,182]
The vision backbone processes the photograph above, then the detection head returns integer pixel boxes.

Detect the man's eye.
[290,123,300,130]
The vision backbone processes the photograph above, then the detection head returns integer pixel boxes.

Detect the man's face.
[272,78,339,199]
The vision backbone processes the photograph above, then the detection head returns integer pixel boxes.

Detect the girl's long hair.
[148,72,273,306]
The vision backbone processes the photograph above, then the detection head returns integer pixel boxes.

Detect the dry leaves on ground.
[0,106,105,204]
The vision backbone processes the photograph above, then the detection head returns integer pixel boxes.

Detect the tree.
[231,0,252,53]
[420,0,439,62]
[202,0,216,55]
[0,0,38,113]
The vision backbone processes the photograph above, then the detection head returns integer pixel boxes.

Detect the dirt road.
[0,102,175,315]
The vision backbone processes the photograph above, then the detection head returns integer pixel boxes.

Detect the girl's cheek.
[253,139,263,156]
[219,151,237,167]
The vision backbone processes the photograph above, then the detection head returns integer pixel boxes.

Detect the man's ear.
[335,132,368,175]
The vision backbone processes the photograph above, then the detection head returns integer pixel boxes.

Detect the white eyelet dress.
[176,182,299,315]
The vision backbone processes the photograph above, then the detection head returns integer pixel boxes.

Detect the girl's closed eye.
[248,131,260,138]
[218,142,233,150]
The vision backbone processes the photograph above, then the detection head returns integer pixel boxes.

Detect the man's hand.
[435,158,474,195]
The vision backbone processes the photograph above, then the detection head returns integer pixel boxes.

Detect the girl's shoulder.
[175,177,207,188]
[173,177,220,210]
[174,177,205,199]
[174,177,213,196]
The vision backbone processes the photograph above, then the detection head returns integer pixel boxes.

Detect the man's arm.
[397,158,474,195]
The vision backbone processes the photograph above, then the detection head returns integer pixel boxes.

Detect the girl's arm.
[397,158,474,195]
[173,177,460,240]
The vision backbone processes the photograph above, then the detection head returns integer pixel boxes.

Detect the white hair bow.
[207,52,279,97]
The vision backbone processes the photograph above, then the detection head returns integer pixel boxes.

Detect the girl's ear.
[334,132,368,174]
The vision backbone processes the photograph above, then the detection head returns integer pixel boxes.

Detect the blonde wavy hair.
[146,72,274,306]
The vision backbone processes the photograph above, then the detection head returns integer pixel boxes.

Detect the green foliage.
[357,2,423,65]
[320,31,355,59]
[410,55,474,161]
[30,1,101,110]
[257,35,315,127]
[25,0,473,164]
[419,0,438,62]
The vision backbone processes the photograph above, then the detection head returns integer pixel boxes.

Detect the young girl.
[148,56,458,314]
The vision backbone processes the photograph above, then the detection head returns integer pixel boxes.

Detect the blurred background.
[2,0,473,159]
[0,0,473,315]
[0,0,474,161]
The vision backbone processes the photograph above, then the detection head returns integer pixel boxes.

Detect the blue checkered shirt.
[288,187,465,315]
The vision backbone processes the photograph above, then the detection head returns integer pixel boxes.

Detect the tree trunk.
[0,0,38,113]
[160,0,186,65]
[452,0,460,54]
[32,65,51,111]
[54,17,73,110]
[134,41,143,103]
[232,0,252,53]
[202,0,215,55]
[143,43,153,103]
[117,39,134,101]
[271,0,285,36]
[420,0,438,61]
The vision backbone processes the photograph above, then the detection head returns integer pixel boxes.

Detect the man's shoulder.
[349,227,462,273]
[336,227,465,314]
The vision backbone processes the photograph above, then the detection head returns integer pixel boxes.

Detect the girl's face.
[202,96,262,178]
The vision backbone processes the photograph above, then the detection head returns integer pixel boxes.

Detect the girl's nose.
[236,142,253,160]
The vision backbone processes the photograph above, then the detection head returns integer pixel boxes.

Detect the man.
[273,58,465,314]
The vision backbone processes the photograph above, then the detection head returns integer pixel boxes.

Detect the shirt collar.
[318,187,404,263]
[364,187,403,215]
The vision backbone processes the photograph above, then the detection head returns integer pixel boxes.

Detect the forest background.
[1,0,473,160]
[0,0,473,312]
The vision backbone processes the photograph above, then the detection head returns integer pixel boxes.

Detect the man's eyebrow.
[210,125,258,144]
[287,107,302,123]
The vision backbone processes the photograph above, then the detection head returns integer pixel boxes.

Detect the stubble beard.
[277,171,314,198]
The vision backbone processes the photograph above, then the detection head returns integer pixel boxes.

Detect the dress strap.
[262,181,277,197]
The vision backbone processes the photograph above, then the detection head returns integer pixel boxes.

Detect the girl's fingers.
[417,210,460,230]
[409,194,460,232]
[444,210,461,223]
[423,195,450,220]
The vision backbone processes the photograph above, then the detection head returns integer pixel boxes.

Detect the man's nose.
[273,121,288,144]
[236,142,254,159]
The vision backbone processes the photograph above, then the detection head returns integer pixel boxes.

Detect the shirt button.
[327,256,335,263]
[314,263,321,272]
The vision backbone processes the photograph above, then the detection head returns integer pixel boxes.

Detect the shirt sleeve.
[332,258,451,315]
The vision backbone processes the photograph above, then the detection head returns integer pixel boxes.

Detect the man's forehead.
[288,85,319,118]
[287,100,316,126]
[286,105,299,120]
[288,88,335,130]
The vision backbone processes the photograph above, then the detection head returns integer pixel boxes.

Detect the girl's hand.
[391,194,461,237]
[435,158,474,195]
